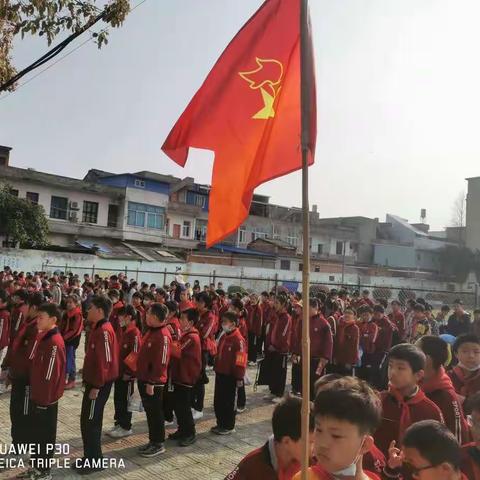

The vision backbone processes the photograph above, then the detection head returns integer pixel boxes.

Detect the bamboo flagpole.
[300,0,315,478]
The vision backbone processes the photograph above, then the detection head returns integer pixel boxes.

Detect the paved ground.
[0,342,276,480]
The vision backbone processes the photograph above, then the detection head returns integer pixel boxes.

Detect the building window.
[26,192,39,204]
[107,204,118,228]
[195,219,207,241]
[314,266,320,272]
[182,220,191,237]
[238,228,247,244]
[317,244,323,254]
[127,202,165,229]
[50,196,68,220]
[194,194,206,208]
[82,201,99,224]
[329,275,335,282]
[287,235,298,246]
[299,263,303,271]
[336,241,344,255]
[134,179,145,188]
[280,260,291,270]
[9,188,18,197]
[253,229,267,240]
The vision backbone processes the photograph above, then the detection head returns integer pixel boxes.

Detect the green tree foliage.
[0,184,49,247]
[1,0,131,89]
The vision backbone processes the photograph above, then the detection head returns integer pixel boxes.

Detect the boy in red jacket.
[59,294,83,389]
[418,335,469,444]
[136,302,171,457]
[107,289,124,340]
[164,300,181,424]
[296,377,382,480]
[374,343,443,457]
[169,308,202,446]
[212,311,247,435]
[108,304,141,439]
[356,305,378,384]
[3,291,43,453]
[449,334,480,401]
[333,307,359,376]
[246,293,263,364]
[0,289,11,394]
[265,295,292,403]
[461,392,480,479]
[27,303,66,480]
[192,291,215,420]
[389,300,405,342]
[372,304,395,389]
[74,295,119,475]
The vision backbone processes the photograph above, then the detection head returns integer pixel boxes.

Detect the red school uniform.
[214,328,247,380]
[196,310,216,353]
[0,307,11,350]
[247,303,263,338]
[109,300,125,340]
[82,319,119,388]
[119,323,141,377]
[170,327,202,386]
[293,465,380,480]
[29,327,66,406]
[165,316,181,342]
[449,365,480,400]
[373,315,395,354]
[358,321,378,355]
[333,318,359,366]
[292,314,333,361]
[270,311,292,354]
[374,386,444,456]
[461,443,480,480]
[136,326,171,385]
[10,303,29,342]
[58,306,83,347]
[389,310,406,340]
[422,366,469,444]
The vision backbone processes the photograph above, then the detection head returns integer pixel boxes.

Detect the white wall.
[167,213,195,239]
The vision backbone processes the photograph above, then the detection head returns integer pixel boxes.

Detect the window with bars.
[26,192,39,204]
[182,221,191,237]
[50,196,68,219]
[83,201,99,223]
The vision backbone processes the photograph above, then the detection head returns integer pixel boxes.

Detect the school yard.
[0,347,276,480]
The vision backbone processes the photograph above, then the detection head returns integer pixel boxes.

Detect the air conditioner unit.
[69,211,78,222]
[69,201,79,210]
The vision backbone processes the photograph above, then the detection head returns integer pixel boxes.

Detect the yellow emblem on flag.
[239,58,284,119]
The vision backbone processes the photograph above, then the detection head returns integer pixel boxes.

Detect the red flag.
[162,0,316,247]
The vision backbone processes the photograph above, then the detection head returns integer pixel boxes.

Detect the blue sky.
[2,0,480,230]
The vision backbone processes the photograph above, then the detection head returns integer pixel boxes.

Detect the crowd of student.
[1,266,480,479]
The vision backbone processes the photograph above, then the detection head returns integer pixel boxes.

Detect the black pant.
[114,378,134,430]
[80,382,113,461]
[247,332,257,363]
[192,351,208,412]
[237,385,246,409]
[30,402,58,473]
[268,352,288,397]
[163,379,175,423]
[291,358,321,400]
[259,325,267,355]
[173,384,195,438]
[138,381,165,444]
[214,374,237,430]
[10,378,30,451]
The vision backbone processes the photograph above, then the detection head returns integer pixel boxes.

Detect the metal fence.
[41,263,478,310]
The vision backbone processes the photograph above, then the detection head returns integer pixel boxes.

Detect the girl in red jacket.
[333,307,359,376]
[59,294,83,389]
[212,311,247,435]
[230,298,248,412]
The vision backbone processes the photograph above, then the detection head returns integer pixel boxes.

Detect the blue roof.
[210,243,273,257]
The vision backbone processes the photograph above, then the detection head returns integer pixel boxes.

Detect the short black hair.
[309,298,320,309]
[272,396,313,442]
[195,291,212,309]
[181,308,199,324]
[402,420,461,470]
[314,377,381,434]
[28,292,45,308]
[108,288,120,298]
[441,304,450,312]
[358,305,373,315]
[275,295,288,307]
[13,289,29,302]
[314,373,343,397]
[343,306,356,316]
[453,333,480,354]
[165,300,179,316]
[117,304,137,318]
[221,311,238,325]
[91,295,113,318]
[37,303,61,322]
[413,303,425,312]
[373,304,385,313]
[417,336,449,370]
[143,291,155,301]
[388,344,426,373]
[149,303,168,322]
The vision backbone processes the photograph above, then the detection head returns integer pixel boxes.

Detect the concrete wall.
[467,178,480,251]
[373,244,416,269]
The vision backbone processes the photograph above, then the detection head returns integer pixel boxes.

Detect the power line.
[0,0,149,101]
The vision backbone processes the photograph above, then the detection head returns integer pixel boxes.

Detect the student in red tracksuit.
[108,289,124,340]
[9,288,29,342]
[59,294,83,389]
[0,289,11,389]
[164,300,181,424]
[74,295,119,475]
[136,303,171,458]
[27,303,66,480]
[2,291,43,453]
[247,294,263,363]
[107,304,141,439]
[230,298,248,412]
[211,311,247,435]
[265,295,292,403]
[449,334,480,401]
[192,292,215,419]
[131,292,145,331]
[389,300,405,343]
[461,392,480,479]
[259,291,272,355]
[418,336,469,444]
[169,308,202,446]
[374,344,443,457]
[356,305,378,384]
[291,298,333,399]
[178,288,194,313]
[372,304,395,389]
[333,307,359,376]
